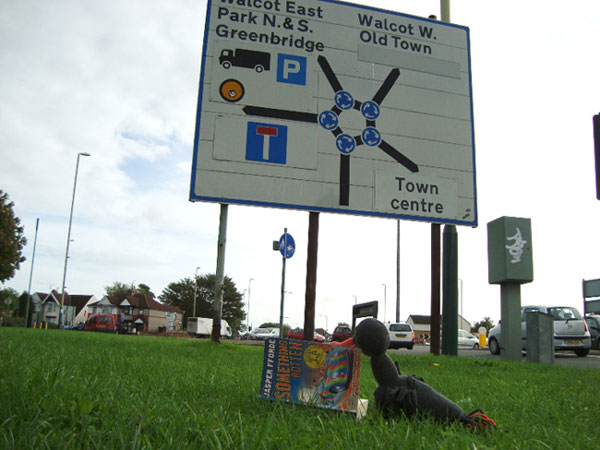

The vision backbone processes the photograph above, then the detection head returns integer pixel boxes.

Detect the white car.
[458,330,480,349]
[488,305,591,357]
[386,322,415,350]
[251,327,280,340]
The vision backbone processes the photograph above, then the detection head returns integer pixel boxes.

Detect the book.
[259,337,363,415]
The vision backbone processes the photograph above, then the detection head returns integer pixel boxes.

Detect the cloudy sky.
[2,0,600,331]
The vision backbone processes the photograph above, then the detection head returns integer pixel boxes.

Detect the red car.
[332,325,353,342]
[82,314,119,333]
[287,327,325,342]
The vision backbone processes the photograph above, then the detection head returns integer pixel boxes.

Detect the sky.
[2,0,600,332]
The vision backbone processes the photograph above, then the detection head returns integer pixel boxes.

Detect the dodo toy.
[336,318,495,429]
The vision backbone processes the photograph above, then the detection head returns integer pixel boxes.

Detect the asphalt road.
[389,344,600,370]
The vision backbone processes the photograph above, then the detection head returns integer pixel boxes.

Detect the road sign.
[279,232,295,259]
[190,0,477,226]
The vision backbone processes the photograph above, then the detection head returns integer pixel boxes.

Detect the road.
[390,344,600,370]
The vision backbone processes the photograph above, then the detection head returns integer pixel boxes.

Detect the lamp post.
[382,283,387,323]
[319,313,328,332]
[59,152,90,328]
[193,266,201,317]
[247,278,254,330]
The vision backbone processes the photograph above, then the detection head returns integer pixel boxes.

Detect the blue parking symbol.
[246,122,288,164]
[277,54,307,86]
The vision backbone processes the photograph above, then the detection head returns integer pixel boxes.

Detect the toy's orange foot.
[331,337,354,347]
[465,409,496,430]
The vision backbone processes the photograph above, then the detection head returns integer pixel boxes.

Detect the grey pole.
[212,203,228,342]
[193,266,200,318]
[396,220,401,322]
[59,152,90,328]
[279,228,287,337]
[25,218,40,327]
[247,278,253,331]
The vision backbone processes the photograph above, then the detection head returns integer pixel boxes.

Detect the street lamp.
[319,313,328,332]
[382,283,387,323]
[247,278,254,330]
[193,266,201,317]
[59,152,90,328]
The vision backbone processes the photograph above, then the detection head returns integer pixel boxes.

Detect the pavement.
[389,344,600,370]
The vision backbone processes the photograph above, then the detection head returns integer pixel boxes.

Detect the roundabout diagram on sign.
[243,55,419,206]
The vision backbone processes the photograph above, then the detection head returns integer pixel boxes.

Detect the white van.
[187,317,232,338]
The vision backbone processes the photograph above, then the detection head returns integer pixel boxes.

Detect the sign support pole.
[279,228,287,337]
[396,220,400,323]
[303,212,319,341]
[441,224,458,355]
[212,203,228,343]
[430,223,441,355]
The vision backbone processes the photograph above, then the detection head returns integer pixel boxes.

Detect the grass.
[1,328,599,449]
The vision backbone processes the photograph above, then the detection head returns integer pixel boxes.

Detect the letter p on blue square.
[245,122,288,164]
[277,54,307,85]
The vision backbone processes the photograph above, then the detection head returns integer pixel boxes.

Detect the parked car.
[287,327,326,342]
[82,314,118,333]
[458,330,480,349]
[386,322,415,349]
[252,327,279,340]
[488,305,591,357]
[332,325,353,342]
[585,314,600,350]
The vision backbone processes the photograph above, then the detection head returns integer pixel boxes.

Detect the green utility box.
[487,216,533,285]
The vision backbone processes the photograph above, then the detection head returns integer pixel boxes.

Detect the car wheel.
[473,343,479,350]
[596,337,600,350]
[408,345,413,350]
[222,61,231,69]
[489,337,500,355]
[575,348,589,357]
[255,65,264,73]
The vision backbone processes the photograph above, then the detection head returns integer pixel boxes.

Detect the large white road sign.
[190,0,477,226]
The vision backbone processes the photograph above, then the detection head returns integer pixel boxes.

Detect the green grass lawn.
[1,328,599,449]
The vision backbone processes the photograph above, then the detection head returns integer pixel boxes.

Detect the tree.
[0,190,27,283]
[471,317,495,333]
[105,281,136,297]
[159,274,245,331]
[105,281,154,298]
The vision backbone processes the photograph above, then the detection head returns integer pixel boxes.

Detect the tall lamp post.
[247,278,254,330]
[382,283,387,323]
[193,266,201,317]
[59,152,90,328]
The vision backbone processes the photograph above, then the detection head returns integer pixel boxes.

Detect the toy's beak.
[331,337,354,347]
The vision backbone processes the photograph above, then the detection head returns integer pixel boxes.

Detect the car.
[458,330,480,349]
[585,315,600,350]
[82,314,118,333]
[287,327,326,342]
[332,325,353,342]
[386,322,415,350]
[251,327,280,340]
[488,305,591,357]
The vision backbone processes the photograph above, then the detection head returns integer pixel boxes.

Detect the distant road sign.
[279,233,295,259]
[191,0,477,226]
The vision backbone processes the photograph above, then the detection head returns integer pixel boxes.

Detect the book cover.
[259,337,362,414]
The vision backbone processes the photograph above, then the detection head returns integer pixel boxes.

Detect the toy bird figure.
[337,318,495,430]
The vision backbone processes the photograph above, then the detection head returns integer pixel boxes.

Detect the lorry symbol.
[219,48,271,73]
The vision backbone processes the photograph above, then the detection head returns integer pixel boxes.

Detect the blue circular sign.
[361,127,381,146]
[279,233,295,259]
[361,101,380,120]
[336,134,356,154]
[318,110,339,130]
[334,90,354,110]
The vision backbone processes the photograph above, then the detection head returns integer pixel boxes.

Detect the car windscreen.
[389,324,411,332]
[548,307,582,321]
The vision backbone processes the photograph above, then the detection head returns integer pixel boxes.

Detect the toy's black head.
[353,318,389,357]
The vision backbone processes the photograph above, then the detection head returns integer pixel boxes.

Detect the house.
[407,314,472,343]
[33,291,96,327]
[88,293,184,333]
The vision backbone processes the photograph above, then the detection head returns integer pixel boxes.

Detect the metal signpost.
[190,0,476,226]
[277,229,295,336]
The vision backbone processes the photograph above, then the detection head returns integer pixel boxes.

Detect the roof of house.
[408,315,433,325]
[120,293,184,314]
